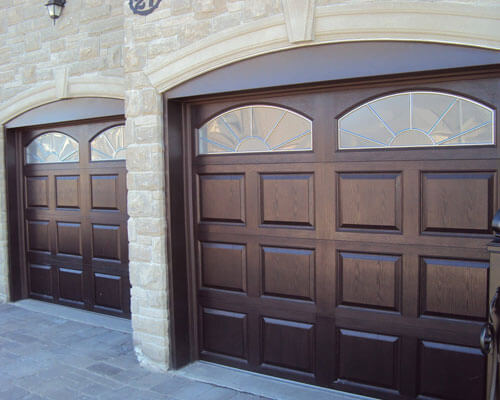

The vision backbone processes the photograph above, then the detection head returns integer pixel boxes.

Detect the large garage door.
[22,119,130,317]
[189,74,499,399]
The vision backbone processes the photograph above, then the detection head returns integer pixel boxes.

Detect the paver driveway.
[0,303,269,400]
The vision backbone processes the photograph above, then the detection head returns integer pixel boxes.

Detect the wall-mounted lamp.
[45,0,66,24]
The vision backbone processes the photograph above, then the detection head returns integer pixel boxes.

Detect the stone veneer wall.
[0,0,498,372]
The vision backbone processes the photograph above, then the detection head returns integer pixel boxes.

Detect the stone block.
[129,243,153,263]
[126,146,153,172]
[130,262,166,290]
[24,32,41,52]
[128,190,153,216]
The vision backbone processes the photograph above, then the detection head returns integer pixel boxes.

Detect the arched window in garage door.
[90,125,126,161]
[197,105,312,154]
[25,132,79,164]
[338,91,494,149]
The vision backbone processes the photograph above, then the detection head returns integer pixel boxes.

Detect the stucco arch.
[0,76,125,126]
[146,2,500,93]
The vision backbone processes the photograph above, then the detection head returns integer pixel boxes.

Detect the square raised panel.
[260,173,314,227]
[262,246,315,301]
[337,172,401,231]
[56,222,82,256]
[29,264,52,298]
[337,329,400,391]
[26,176,48,208]
[420,257,488,320]
[58,268,84,305]
[198,174,245,224]
[421,171,495,235]
[92,224,120,261]
[91,175,119,210]
[27,220,50,252]
[200,241,246,292]
[56,175,80,208]
[94,273,122,311]
[338,252,401,312]
[201,307,248,360]
[262,317,315,373]
[418,341,485,400]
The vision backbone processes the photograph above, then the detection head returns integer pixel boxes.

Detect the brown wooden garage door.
[21,119,130,318]
[188,73,500,399]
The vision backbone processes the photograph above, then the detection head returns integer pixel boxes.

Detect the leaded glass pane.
[25,132,79,164]
[338,92,494,149]
[90,125,126,161]
[198,105,312,154]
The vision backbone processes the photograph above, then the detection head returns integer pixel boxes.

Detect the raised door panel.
[337,172,402,232]
[260,173,314,227]
[55,176,80,208]
[56,222,82,257]
[420,257,488,321]
[261,246,315,301]
[336,329,400,392]
[338,252,401,312]
[92,224,121,261]
[58,268,84,305]
[418,341,485,400]
[261,317,315,374]
[199,241,246,292]
[94,273,123,311]
[29,264,53,298]
[27,220,50,253]
[201,307,248,361]
[421,171,495,235]
[91,175,119,210]
[198,174,245,224]
[26,176,49,208]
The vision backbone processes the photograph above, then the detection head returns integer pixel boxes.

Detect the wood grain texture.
[200,241,246,292]
[91,175,119,210]
[201,307,248,360]
[421,171,495,235]
[260,173,314,227]
[337,329,400,390]
[420,258,488,320]
[337,172,401,231]
[262,317,315,373]
[338,252,401,312]
[198,174,245,223]
[262,246,315,301]
[26,176,48,208]
[418,340,485,400]
[55,175,80,208]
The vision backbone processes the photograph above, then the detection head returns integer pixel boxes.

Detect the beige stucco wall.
[0,0,499,372]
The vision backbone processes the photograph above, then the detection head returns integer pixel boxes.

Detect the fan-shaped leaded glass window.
[338,91,494,149]
[25,132,79,164]
[90,125,126,161]
[198,105,312,154]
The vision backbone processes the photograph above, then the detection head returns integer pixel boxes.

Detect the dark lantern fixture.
[45,0,66,24]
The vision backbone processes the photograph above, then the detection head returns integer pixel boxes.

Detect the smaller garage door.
[21,119,130,317]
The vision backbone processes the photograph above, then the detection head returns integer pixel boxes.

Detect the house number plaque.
[129,0,162,15]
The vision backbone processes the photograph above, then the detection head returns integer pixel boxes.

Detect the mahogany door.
[21,119,130,317]
[188,73,500,399]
